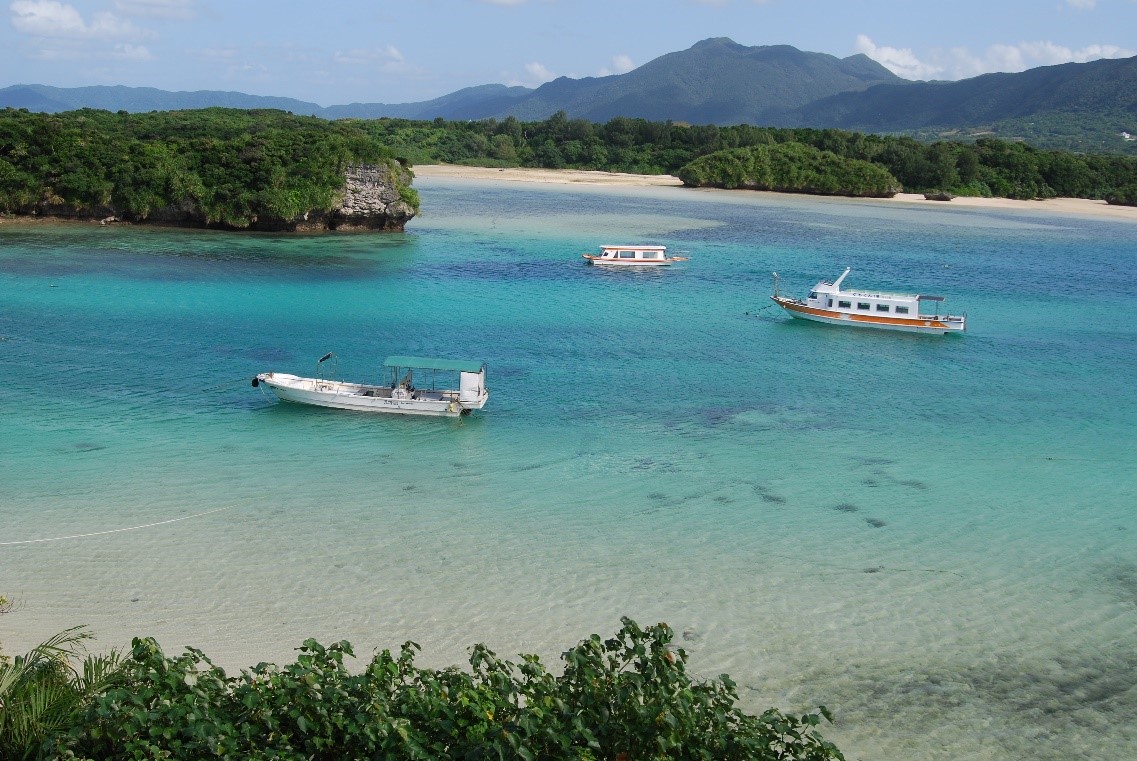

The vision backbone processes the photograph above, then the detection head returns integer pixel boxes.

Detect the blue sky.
[3,0,1136,105]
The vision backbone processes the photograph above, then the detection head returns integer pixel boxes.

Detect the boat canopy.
[382,356,485,373]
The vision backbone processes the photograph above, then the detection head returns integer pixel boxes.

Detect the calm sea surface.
[2,179,1136,760]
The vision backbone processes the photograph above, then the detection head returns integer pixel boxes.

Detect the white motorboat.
[770,268,966,335]
[253,354,489,417]
[581,245,689,266]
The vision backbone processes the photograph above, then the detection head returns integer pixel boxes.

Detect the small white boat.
[770,268,966,335]
[581,245,689,267]
[253,354,489,417]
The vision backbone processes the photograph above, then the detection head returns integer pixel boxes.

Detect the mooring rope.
[0,506,235,546]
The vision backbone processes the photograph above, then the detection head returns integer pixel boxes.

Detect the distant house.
[1122,132,1135,141]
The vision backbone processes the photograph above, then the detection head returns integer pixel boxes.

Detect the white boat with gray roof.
[253,354,489,417]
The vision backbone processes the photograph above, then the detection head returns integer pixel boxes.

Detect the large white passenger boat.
[253,354,489,417]
[582,245,689,267]
[771,268,966,334]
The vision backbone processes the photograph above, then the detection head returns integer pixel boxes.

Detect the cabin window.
[827,299,833,307]
[644,251,660,259]
[618,250,636,259]
[876,304,890,312]
[895,306,909,314]
[838,300,851,309]
[809,291,818,299]
[857,302,871,311]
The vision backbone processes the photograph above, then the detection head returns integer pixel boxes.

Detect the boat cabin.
[382,356,487,405]
[581,245,687,266]
[801,268,944,319]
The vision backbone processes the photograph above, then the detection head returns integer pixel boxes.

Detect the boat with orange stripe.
[770,268,966,335]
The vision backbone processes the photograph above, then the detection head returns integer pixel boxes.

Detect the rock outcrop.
[310,162,418,231]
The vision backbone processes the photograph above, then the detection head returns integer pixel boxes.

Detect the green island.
[0,108,419,230]
[1,614,843,760]
[3,108,1137,227]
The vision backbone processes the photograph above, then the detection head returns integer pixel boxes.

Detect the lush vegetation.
[676,143,900,197]
[1,616,843,761]
[0,623,123,761]
[358,112,1137,202]
[3,107,1134,218]
[0,108,416,228]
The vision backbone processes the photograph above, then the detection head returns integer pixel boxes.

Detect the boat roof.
[383,356,484,373]
[599,244,666,250]
[840,287,944,301]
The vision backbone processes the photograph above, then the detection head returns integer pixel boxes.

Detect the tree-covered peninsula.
[361,112,1137,203]
[0,108,419,230]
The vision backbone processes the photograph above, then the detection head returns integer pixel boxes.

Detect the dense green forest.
[1,618,844,761]
[3,108,1136,215]
[358,112,1137,202]
[0,108,416,228]
[675,143,901,197]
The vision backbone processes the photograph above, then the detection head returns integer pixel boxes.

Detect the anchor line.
[0,506,236,546]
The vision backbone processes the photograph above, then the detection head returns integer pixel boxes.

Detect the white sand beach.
[412,164,1137,223]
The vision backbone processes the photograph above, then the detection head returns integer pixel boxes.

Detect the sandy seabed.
[413,164,1137,223]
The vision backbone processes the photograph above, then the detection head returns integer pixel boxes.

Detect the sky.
[3,0,1136,106]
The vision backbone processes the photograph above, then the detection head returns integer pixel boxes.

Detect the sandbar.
[412,164,1137,223]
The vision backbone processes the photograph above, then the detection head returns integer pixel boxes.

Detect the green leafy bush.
[55,618,843,761]
[0,626,122,761]
[1105,183,1137,206]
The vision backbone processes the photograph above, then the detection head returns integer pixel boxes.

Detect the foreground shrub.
[0,627,122,761]
[55,617,843,760]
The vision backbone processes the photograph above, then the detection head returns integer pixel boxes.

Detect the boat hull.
[771,296,965,334]
[582,255,675,267]
[255,374,486,417]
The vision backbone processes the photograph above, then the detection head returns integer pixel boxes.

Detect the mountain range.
[3,37,1136,151]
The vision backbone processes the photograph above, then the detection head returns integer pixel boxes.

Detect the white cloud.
[524,61,555,83]
[10,0,151,40]
[110,42,151,59]
[856,34,1135,80]
[333,45,405,68]
[113,0,195,19]
[598,54,634,76]
[854,34,942,79]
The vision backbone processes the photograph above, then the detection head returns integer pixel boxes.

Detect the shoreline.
[413,164,1137,223]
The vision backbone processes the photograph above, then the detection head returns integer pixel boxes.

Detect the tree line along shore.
[1,107,1135,232]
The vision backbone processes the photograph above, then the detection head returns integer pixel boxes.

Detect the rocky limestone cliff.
[309,162,418,231]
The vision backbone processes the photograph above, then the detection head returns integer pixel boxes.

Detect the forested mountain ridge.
[792,55,1137,131]
[497,38,901,123]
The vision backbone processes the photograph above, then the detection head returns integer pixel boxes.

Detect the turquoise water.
[2,180,1136,760]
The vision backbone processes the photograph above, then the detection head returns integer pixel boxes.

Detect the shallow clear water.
[2,180,1136,760]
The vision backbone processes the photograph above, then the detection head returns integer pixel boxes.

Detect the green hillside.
[506,38,901,123]
[795,56,1137,155]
